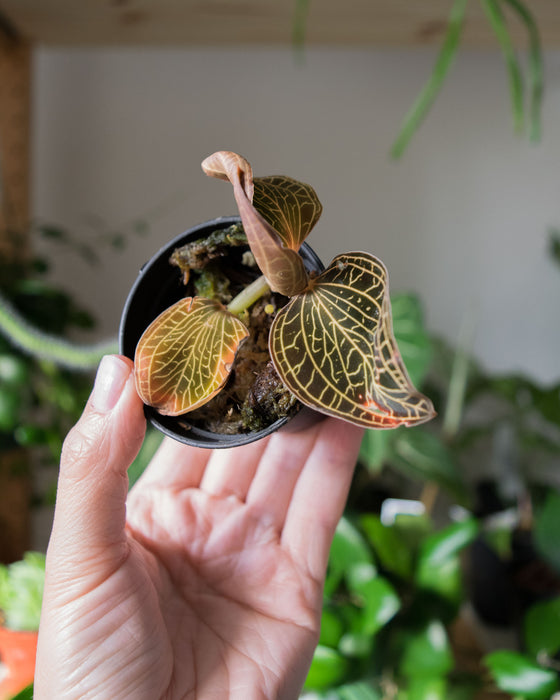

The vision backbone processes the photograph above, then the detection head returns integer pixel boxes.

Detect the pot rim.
[119,216,324,449]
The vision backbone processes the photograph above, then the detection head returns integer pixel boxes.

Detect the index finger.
[281,418,364,580]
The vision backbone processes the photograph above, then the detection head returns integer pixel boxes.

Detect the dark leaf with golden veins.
[253,175,322,251]
[201,151,315,297]
[134,297,249,415]
[270,252,436,428]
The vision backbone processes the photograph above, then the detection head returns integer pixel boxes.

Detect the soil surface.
[170,224,299,434]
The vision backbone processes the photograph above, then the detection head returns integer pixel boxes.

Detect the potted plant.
[0,552,44,700]
[120,151,436,448]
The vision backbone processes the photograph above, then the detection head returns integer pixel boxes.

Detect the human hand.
[34,355,363,699]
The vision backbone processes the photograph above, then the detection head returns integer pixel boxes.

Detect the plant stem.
[443,304,477,441]
[0,290,117,370]
[390,0,468,159]
[481,0,525,135]
[226,274,271,317]
[501,0,544,142]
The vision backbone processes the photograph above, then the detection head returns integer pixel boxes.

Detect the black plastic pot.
[119,216,324,448]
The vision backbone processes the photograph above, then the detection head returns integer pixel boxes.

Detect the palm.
[117,487,321,699]
[38,412,362,700]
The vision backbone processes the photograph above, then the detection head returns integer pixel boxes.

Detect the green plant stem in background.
[442,305,477,441]
[390,0,468,159]
[226,274,271,317]
[502,0,544,141]
[292,0,311,61]
[295,0,544,157]
[0,290,117,370]
[481,0,525,134]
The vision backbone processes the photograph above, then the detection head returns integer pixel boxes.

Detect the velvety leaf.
[304,645,350,690]
[399,621,454,679]
[270,252,436,428]
[201,150,309,296]
[484,650,559,699]
[134,297,249,415]
[524,596,560,659]
[253,175,322,250]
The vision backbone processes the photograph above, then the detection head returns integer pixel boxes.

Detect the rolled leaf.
[270,252,436,428]
[134,297,249,415]
[201,151,311,296]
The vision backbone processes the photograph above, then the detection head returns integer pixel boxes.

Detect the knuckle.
[61,414,108,472]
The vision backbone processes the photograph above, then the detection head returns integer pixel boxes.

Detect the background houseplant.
[0,3,557,696]
[0,552,44,700]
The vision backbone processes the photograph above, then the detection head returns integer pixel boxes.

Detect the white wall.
[31,46,560,383]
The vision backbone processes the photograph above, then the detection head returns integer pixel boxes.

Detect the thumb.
[47,355,146,583]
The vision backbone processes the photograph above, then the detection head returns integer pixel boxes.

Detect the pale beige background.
[31,46,560,382]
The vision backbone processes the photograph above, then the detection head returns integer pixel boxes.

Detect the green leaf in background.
[360,514,413,581]
[0,552,45,631]
[326,517,376,598]
[415,518,478,603]
[416,554,462,606]
[359,427,393,473]
[304,645,350,691]
[399,620,454,679]
[524,596,560,659]
[392,427,464,497]
[338,630,374,659]
[534,490,560,574]
[417,518,478,569]
[391,294,433,389]
[484,650,559,700]
[405,676,448,700]
[128,427,163,489]
[10,684,34,700]
[550,228,560,268]
[319,607,345,649]
[346,569,401,636]
[334,681,382,700]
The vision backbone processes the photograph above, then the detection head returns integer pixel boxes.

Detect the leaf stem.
[226,275,271,317]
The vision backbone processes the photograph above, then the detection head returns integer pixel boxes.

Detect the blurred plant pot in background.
[0,627,37,700]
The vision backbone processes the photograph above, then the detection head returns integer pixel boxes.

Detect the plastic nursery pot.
[0,627,38,700]
[119,216,324,449]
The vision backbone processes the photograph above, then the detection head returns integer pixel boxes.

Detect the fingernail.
[92,356,131,413]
